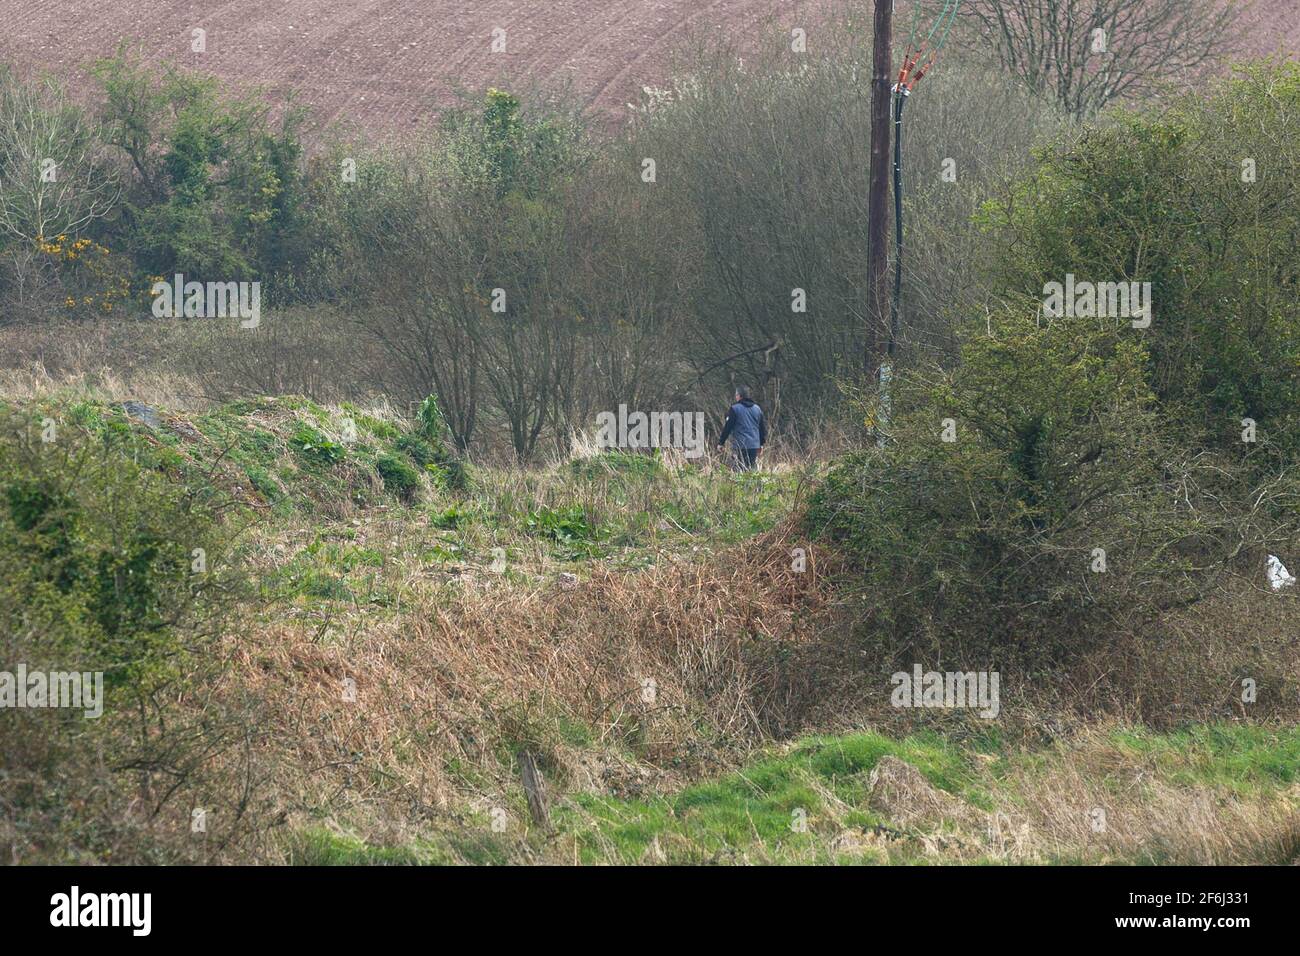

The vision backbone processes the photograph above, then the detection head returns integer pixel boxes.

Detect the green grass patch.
[551,724,1300,864]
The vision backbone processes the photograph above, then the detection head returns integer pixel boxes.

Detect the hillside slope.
[0,0,827,133]
[5,1,1291,136]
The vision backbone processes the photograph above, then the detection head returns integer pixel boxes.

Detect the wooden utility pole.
[865,0,893,381]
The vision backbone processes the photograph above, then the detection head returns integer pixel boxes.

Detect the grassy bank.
[2,390,1297,865]
[294,723,1300,865]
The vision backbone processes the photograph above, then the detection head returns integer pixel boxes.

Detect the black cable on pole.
[888,87,907,360]
[885,0,959,363]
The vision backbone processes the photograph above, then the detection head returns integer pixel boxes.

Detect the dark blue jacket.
[718,399,766,450]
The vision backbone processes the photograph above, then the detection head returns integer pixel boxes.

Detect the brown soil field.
[0,0,828,135]
[0,1,1293,136]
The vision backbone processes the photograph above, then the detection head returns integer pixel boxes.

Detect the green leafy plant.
[523,504,593,543]
[375,452,421,501]
[410,395,471,491]
[0,406,271,863]
[430,503,470,530]
[290,423,345,466]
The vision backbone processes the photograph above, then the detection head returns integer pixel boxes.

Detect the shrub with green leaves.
[0,406,270,862]
[982,63,1300,459]
[524,504,593,544]
[808,309,1283,665]
[1,418,226,687]
[811,65,1300,667]
[93,49,306,286]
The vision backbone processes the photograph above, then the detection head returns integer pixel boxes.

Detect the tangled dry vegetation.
[229,491,1300,863]
[230,516,841,850]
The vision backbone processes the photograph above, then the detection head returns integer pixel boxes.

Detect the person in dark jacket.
[717,386,767,470]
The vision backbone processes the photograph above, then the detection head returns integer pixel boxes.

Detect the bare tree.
[0,71,119,243]
[561,152,694,437]
[342,157,485,451]
[954,0,1242,118]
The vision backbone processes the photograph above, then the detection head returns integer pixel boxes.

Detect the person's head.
[734,385,751,403]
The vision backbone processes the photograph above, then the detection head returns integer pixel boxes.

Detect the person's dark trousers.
[735,447,758,471]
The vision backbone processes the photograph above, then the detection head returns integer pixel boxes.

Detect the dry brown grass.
[217,495,1300,863]
[0,362,205,410]
[225,520,843,848]
[218,494,1300,857]
[0,311,384,411]
[992,727,1300,865]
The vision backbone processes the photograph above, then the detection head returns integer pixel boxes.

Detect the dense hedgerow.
[810,68,1300,666]
[982,63,1300,462]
